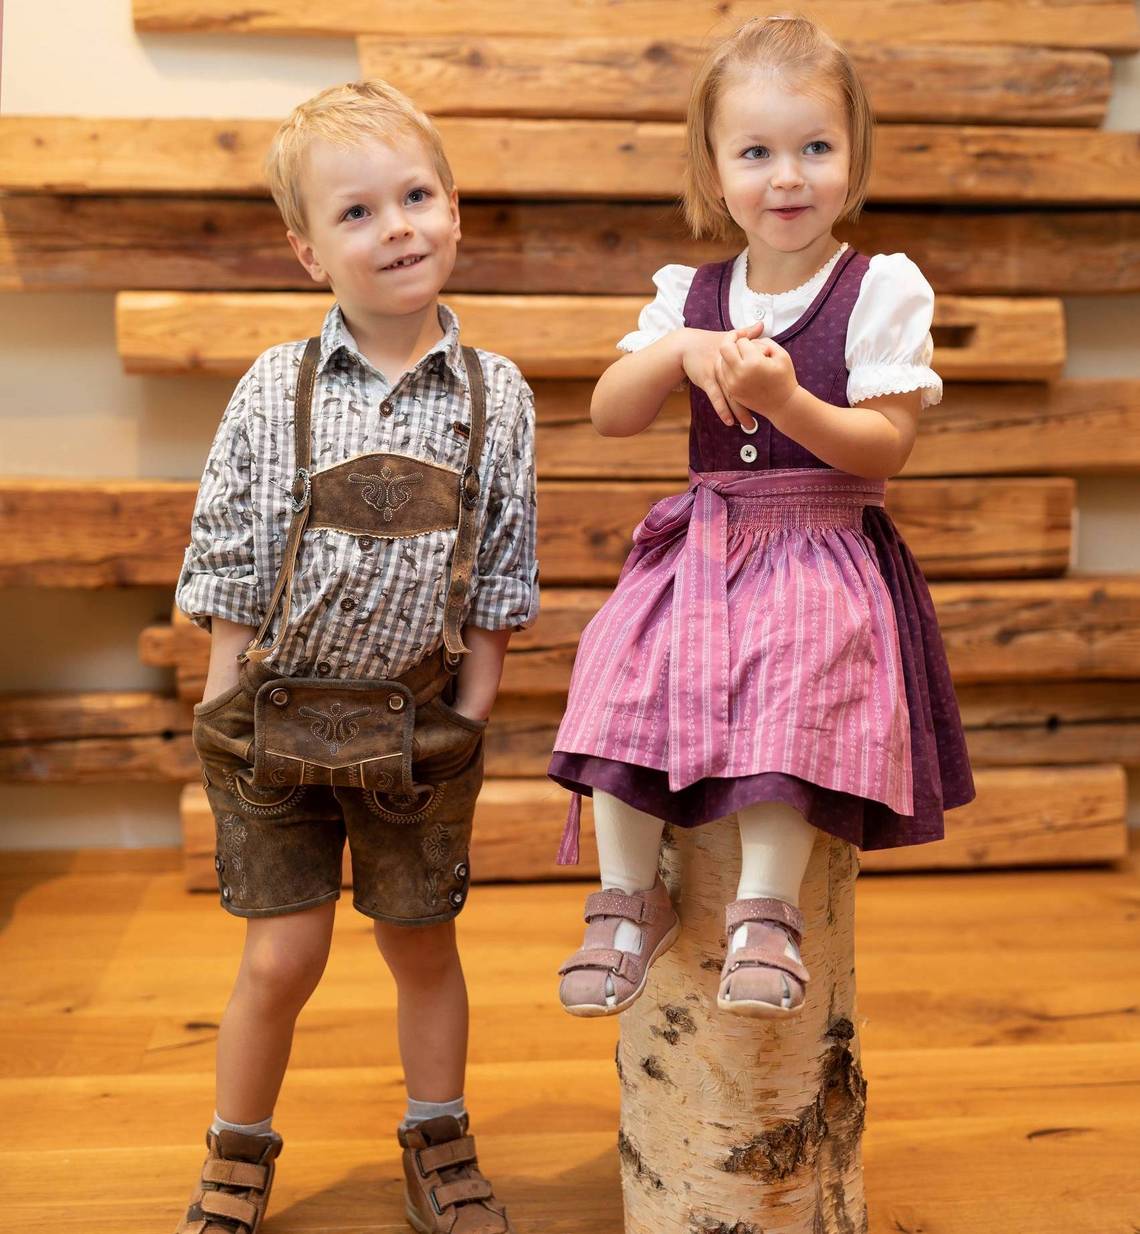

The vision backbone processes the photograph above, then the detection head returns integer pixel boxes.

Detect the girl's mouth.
[771,207,809,221]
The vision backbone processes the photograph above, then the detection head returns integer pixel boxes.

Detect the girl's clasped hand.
[682,324,801,434]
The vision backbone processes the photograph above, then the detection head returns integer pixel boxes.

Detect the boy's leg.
[216,901,337,1123]
[373,918,467,1104]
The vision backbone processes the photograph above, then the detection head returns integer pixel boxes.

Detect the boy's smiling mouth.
[380,253,427,271]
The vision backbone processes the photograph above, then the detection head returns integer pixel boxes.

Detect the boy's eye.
[805,141,832,155]
[742,146,769,160]
[342,205,368,221]
[406,187,430,204]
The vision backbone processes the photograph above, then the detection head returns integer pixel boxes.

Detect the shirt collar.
[316,302,468,388]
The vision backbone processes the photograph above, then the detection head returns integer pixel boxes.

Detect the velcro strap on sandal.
[200,1190,259,1227]
[558,947,642,983]
[417,1135,477,1175]
[584,888,658,924]
[433,1177,494,1209]
[725,945,810,986]
[201,1159,269,1190]
[725,896,804,942]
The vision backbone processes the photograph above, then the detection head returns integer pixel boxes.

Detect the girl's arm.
[716,335,922,479]
[592,326,764,437]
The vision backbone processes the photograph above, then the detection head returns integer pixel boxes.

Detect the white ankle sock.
[211,1111,274,1137]
[403,1095,466,1130]
[732,802,818,961]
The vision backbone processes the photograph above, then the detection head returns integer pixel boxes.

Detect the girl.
[549,15,975,1019]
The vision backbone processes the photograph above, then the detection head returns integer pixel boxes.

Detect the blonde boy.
[173,80,537,1234]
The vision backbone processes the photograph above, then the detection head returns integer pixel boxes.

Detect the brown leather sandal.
[174,1128,282,1234]
[557,877,680,1017]
[716,897,810,1018]
[399,1115,512,1234]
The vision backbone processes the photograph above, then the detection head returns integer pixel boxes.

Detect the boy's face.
[287,134,461,319]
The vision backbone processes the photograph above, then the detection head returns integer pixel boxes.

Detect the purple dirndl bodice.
[549,249,975,852]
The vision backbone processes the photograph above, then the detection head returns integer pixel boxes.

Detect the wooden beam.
[3,117,1137,204]
[499,579,1140,693]
[142,577,1140,702]
[6,681,1135,784]
[133,0,1140,52]
[357,38,1112,126]
[0,476,1072,588]
[114,291,1066,381]
[5,198,1136,296]
[179,764,1129,890]
[533,381,1140,480]
[0,691,197,783]
[536,478,1073,581]
[481,686,1140,776]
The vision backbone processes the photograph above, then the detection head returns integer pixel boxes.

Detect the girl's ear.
[286,229,327,285]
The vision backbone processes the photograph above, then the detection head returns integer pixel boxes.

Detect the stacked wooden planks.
[1,0,1138,885]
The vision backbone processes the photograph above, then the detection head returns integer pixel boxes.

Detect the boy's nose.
[381,213,414,242]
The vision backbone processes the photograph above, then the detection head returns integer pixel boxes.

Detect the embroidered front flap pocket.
[251,678,415,793]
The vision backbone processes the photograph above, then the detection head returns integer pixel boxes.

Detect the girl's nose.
[770,157,804,189]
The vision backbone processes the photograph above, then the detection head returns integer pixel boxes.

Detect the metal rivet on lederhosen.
[270,688,289,707]
[388,694,406,712]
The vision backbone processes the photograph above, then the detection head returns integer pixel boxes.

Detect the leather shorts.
[190,651,485,925]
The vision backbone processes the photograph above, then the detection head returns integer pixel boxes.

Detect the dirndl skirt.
[549,467,975,857]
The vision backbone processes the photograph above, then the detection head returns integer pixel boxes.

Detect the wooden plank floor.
[0,844,1137,1232]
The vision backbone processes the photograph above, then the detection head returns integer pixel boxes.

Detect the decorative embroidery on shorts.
[421,822,451,865]
[349,466,423,522]
[218,813,249,901]
[363,781,445,825]
[297,701,372,754]
[224,768,308,817]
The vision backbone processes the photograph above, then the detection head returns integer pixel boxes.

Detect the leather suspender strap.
[442,346,488,658]
[245,337,487,665]
[244,335,320,663]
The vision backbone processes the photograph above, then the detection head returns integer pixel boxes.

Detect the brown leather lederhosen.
[191,338,491,924]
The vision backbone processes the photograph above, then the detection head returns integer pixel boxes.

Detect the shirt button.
[740,444,758,464]
[316,661,332,677]
[340,597,357,612]
[358,536,374,551]
[379,401,393,417]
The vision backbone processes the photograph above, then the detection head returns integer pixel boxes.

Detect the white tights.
[592,791,818,958]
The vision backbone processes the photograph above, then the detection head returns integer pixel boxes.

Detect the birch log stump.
[617,819,866,1234]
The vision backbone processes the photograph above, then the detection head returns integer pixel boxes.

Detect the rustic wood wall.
[1,0,1138,883]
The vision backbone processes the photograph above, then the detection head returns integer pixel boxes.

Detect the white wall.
[1,2,1137,845]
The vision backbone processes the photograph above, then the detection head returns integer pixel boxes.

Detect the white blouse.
[618,245,943,409]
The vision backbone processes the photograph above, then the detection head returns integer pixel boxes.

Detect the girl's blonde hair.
[683,15,874,241]
[265,79,455,237]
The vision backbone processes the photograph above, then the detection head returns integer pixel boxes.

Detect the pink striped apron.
[555,467,913,863]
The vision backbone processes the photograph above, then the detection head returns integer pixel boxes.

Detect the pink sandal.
[558,878,680,1017]
[717,897,810,1018]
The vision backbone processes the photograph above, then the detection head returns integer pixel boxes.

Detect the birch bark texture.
[617,819,867,1234]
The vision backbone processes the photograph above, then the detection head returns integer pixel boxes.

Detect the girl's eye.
[406,188,430,204]
[805,141,832,155]
[342,205,368,221]
[742,146,769,160]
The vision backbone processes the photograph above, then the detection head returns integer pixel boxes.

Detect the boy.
[174,80,538,1234]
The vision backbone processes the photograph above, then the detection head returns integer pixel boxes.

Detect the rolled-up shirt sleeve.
[175,371,261,630]
[468,379,540,631]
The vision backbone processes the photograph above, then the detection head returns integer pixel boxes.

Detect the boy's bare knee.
[374,919,459,983]
[237,908,333,1010]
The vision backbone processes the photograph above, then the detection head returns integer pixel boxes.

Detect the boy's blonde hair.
[683,15,874,241]
[265,79,456,237]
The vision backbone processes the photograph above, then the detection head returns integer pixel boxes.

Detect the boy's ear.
[286,229,327,285]
[449,187,461,243]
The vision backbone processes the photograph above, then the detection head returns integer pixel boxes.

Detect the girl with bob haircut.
[549,14,974,1020]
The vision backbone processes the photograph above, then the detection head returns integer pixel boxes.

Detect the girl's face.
[711,71,851,254]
